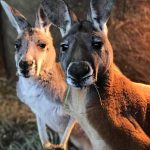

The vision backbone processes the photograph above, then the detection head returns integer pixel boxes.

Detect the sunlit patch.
[36,59,43,77]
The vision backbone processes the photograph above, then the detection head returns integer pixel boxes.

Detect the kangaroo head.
[1,1,56,78]
[42,0,115,88]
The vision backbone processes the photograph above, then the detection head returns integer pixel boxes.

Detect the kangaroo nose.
[19,60,33,69]
[68,62,91,80]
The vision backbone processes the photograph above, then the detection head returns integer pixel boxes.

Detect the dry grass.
[0,121,43,150]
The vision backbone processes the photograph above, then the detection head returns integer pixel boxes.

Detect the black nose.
[19,60,33,69]
[68,62,91,80]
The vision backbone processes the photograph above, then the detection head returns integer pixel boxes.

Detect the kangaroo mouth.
[21,70,30,78]
[67,74,95,88]
[19,66,36,78]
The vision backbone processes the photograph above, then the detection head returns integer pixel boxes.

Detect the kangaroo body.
[41,0,150,149]
[1,1,92,149]
[17,64,69,133]
[67,64,150,150]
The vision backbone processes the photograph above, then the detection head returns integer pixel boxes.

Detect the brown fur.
[61,24,150,150]
[85,64,150,150]
[66,43,150,150]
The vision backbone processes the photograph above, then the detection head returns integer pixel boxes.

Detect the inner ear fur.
[87,0,115,32]
[35,5,51,29]
[41,0,78,37]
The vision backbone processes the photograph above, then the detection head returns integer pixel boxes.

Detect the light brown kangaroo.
[42,0,150,149]
[1,1,92,150]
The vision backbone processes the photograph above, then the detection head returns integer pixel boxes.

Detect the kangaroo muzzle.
[67,61,94,88]
[18,60,35,78]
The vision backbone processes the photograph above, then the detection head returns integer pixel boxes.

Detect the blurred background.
[0,0,149,150]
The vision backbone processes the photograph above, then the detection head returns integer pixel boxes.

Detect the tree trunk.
[0,6,6,77]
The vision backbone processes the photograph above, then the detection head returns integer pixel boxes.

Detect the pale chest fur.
[67,88,109,150]
[17,77,69,133]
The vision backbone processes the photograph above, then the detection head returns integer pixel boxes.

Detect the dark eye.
[60,43,69,52]
[15,39,21,50]
[38,43,46,49]
[92,37,103,49]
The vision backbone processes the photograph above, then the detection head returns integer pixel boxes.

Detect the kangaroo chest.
[67,88,109,150]
[17,77,69,132]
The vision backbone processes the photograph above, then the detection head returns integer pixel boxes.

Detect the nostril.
[80,64,91,78]
[83,65,90,74]
[28,60,33,66]
[19,60,33,69]
[68,62,91,80]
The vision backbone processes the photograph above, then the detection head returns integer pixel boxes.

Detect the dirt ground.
[0,0,149,150]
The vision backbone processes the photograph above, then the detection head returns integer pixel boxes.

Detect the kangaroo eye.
[38,43,46,49]
[92,37,103,50]
[60,43,69,53]
[15,39,22,50]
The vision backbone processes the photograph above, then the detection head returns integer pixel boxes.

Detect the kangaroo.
[41,0,150,149]
[1,1,92,150]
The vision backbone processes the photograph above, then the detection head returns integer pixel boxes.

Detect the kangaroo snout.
[18,60,35,78]
[67,62,91,80]
[67,61,94,88]
[19,60,33,70]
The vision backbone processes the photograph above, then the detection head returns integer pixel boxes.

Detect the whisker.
[93,83,102,106]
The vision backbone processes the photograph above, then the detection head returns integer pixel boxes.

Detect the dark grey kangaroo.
[41,0,150,150]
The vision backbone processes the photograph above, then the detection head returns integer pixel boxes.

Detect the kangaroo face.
[15,29,55,78]
[42,0,114,88]
[41,0,115,88]
[59,21,112,88]
[1,1,54,78]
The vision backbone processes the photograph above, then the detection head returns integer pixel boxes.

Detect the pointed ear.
[41,0,77,37]
[87,0,115,33]
[35,6,51,33]
[1,0,31,34]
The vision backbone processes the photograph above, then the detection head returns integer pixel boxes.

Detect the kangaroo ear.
[87,0,115,33]
[41,0,76,37]
[35,6,51,32]
[1,0,31,34]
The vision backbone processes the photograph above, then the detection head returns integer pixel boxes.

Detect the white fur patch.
[17,77,69,133]
[90,0,108,35]
[67,88,109,150]
[90,0,100,31]
[60,4,71,37]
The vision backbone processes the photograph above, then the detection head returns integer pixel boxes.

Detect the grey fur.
[35,5,50,28]
[1,0,31,34]
[88,0,115,31]
[41,0,74,36]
